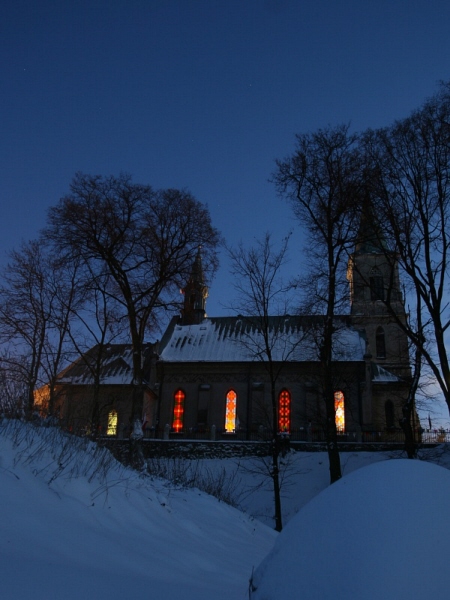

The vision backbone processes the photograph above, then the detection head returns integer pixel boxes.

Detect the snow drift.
[0,421,276,600]
[251,458,450,600]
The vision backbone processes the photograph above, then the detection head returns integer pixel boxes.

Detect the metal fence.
[139,426,444,444]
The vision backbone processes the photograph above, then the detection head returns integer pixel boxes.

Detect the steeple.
[354,195,389,255]
[347,198,409,378]
[348,198,403,312]
[181,247,208,325]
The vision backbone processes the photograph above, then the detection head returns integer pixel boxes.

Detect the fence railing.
[137,426,443,444]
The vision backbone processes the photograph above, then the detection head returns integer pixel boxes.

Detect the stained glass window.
[334,391,345,432]
[107,409,118,436]
[172,389,185,432]
[225,390,237,432]
[278,389,291,432]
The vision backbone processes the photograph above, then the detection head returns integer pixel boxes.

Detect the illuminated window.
[225,390,237,432]
[334,391,345,432]
[172,389,185,432]
[107,410,118,436]
[376,326,386,358]
[278,389,291,432]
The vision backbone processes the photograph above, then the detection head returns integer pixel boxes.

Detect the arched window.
[334,391,345,433]
[172,389,185,432]
[385,400,395,429]
[107,409,118,436]
[278,389,291,432]
[376,326,386,358]
[225,390,237,432]
[370,268,384,301]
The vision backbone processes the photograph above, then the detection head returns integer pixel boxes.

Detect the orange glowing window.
[334,391,345,432]
[225,390,237,432]
[172,389,185,432]
[107,410,118,436]
[278,390,291,432]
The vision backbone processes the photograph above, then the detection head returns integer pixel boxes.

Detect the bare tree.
[64,266,127,435]
[365,82,450,415]
[0,240,80,417]
[0,354,28,416]
[227,232,299,531]
[45,173,220,423]
[274,125,363,483]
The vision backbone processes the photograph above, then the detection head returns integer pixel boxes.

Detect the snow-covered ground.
[252,458,450,599]
[1,420,450,599]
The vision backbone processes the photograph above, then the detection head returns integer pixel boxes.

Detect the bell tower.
[181,247,208,325]
[347,200,410,378]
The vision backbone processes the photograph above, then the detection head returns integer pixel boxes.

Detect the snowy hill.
[2,420,450,600]
[251,458,450,600]
[0,421,276,600]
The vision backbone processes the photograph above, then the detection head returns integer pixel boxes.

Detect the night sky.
[2,0,450,316]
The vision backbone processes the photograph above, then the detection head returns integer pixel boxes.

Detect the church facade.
[155,234,413,440]
[44,215,415,440]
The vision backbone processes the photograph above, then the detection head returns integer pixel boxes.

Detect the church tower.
[181,247,208,325]
[347,200,410,379]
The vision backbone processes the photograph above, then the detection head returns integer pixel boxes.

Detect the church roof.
[159,316,366,363]
[56,343,155,386]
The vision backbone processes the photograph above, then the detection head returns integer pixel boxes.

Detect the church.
[155,227,412,441]
[44,212,414,441]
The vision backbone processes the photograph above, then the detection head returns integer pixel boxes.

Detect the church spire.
[181,247,208,325]
[355,195,389,255]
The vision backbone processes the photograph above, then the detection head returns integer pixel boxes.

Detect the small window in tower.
[224,390,237,432]
[334,391,345,433]
[376,326,386,358]
[385,400,395,429]
[370,268,384,301]
[278,389,291,433]
[107,409,118,436]
[172,389,185,432]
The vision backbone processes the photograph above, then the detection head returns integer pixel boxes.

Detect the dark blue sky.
[2,0,450,316]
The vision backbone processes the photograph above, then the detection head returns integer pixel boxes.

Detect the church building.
[43,210,414,440]
[156,222,413,440]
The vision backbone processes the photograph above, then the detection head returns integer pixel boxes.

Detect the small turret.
[181,247,208,325]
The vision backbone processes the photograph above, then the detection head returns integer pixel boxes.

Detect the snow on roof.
[57,344,154,386]
[159,316,366,363]
[372,363,401,383]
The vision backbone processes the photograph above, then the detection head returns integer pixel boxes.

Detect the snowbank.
[0,422,276,600]
[251,459,450,600]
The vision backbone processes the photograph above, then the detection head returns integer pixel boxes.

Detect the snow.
[0,421,275,600]
[161,316,365,362]
[2,419,450,599]
[251,458,450,600]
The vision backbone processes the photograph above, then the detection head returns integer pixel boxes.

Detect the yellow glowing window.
[107,410,118,436]
[172,389,185,432]
[334,391,345,432]
[225,390,237,432]
[278,390,291,432]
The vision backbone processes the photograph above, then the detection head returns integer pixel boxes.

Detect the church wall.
[57,385,151,437]
[157,360,367,436]
[371,382,411,432]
